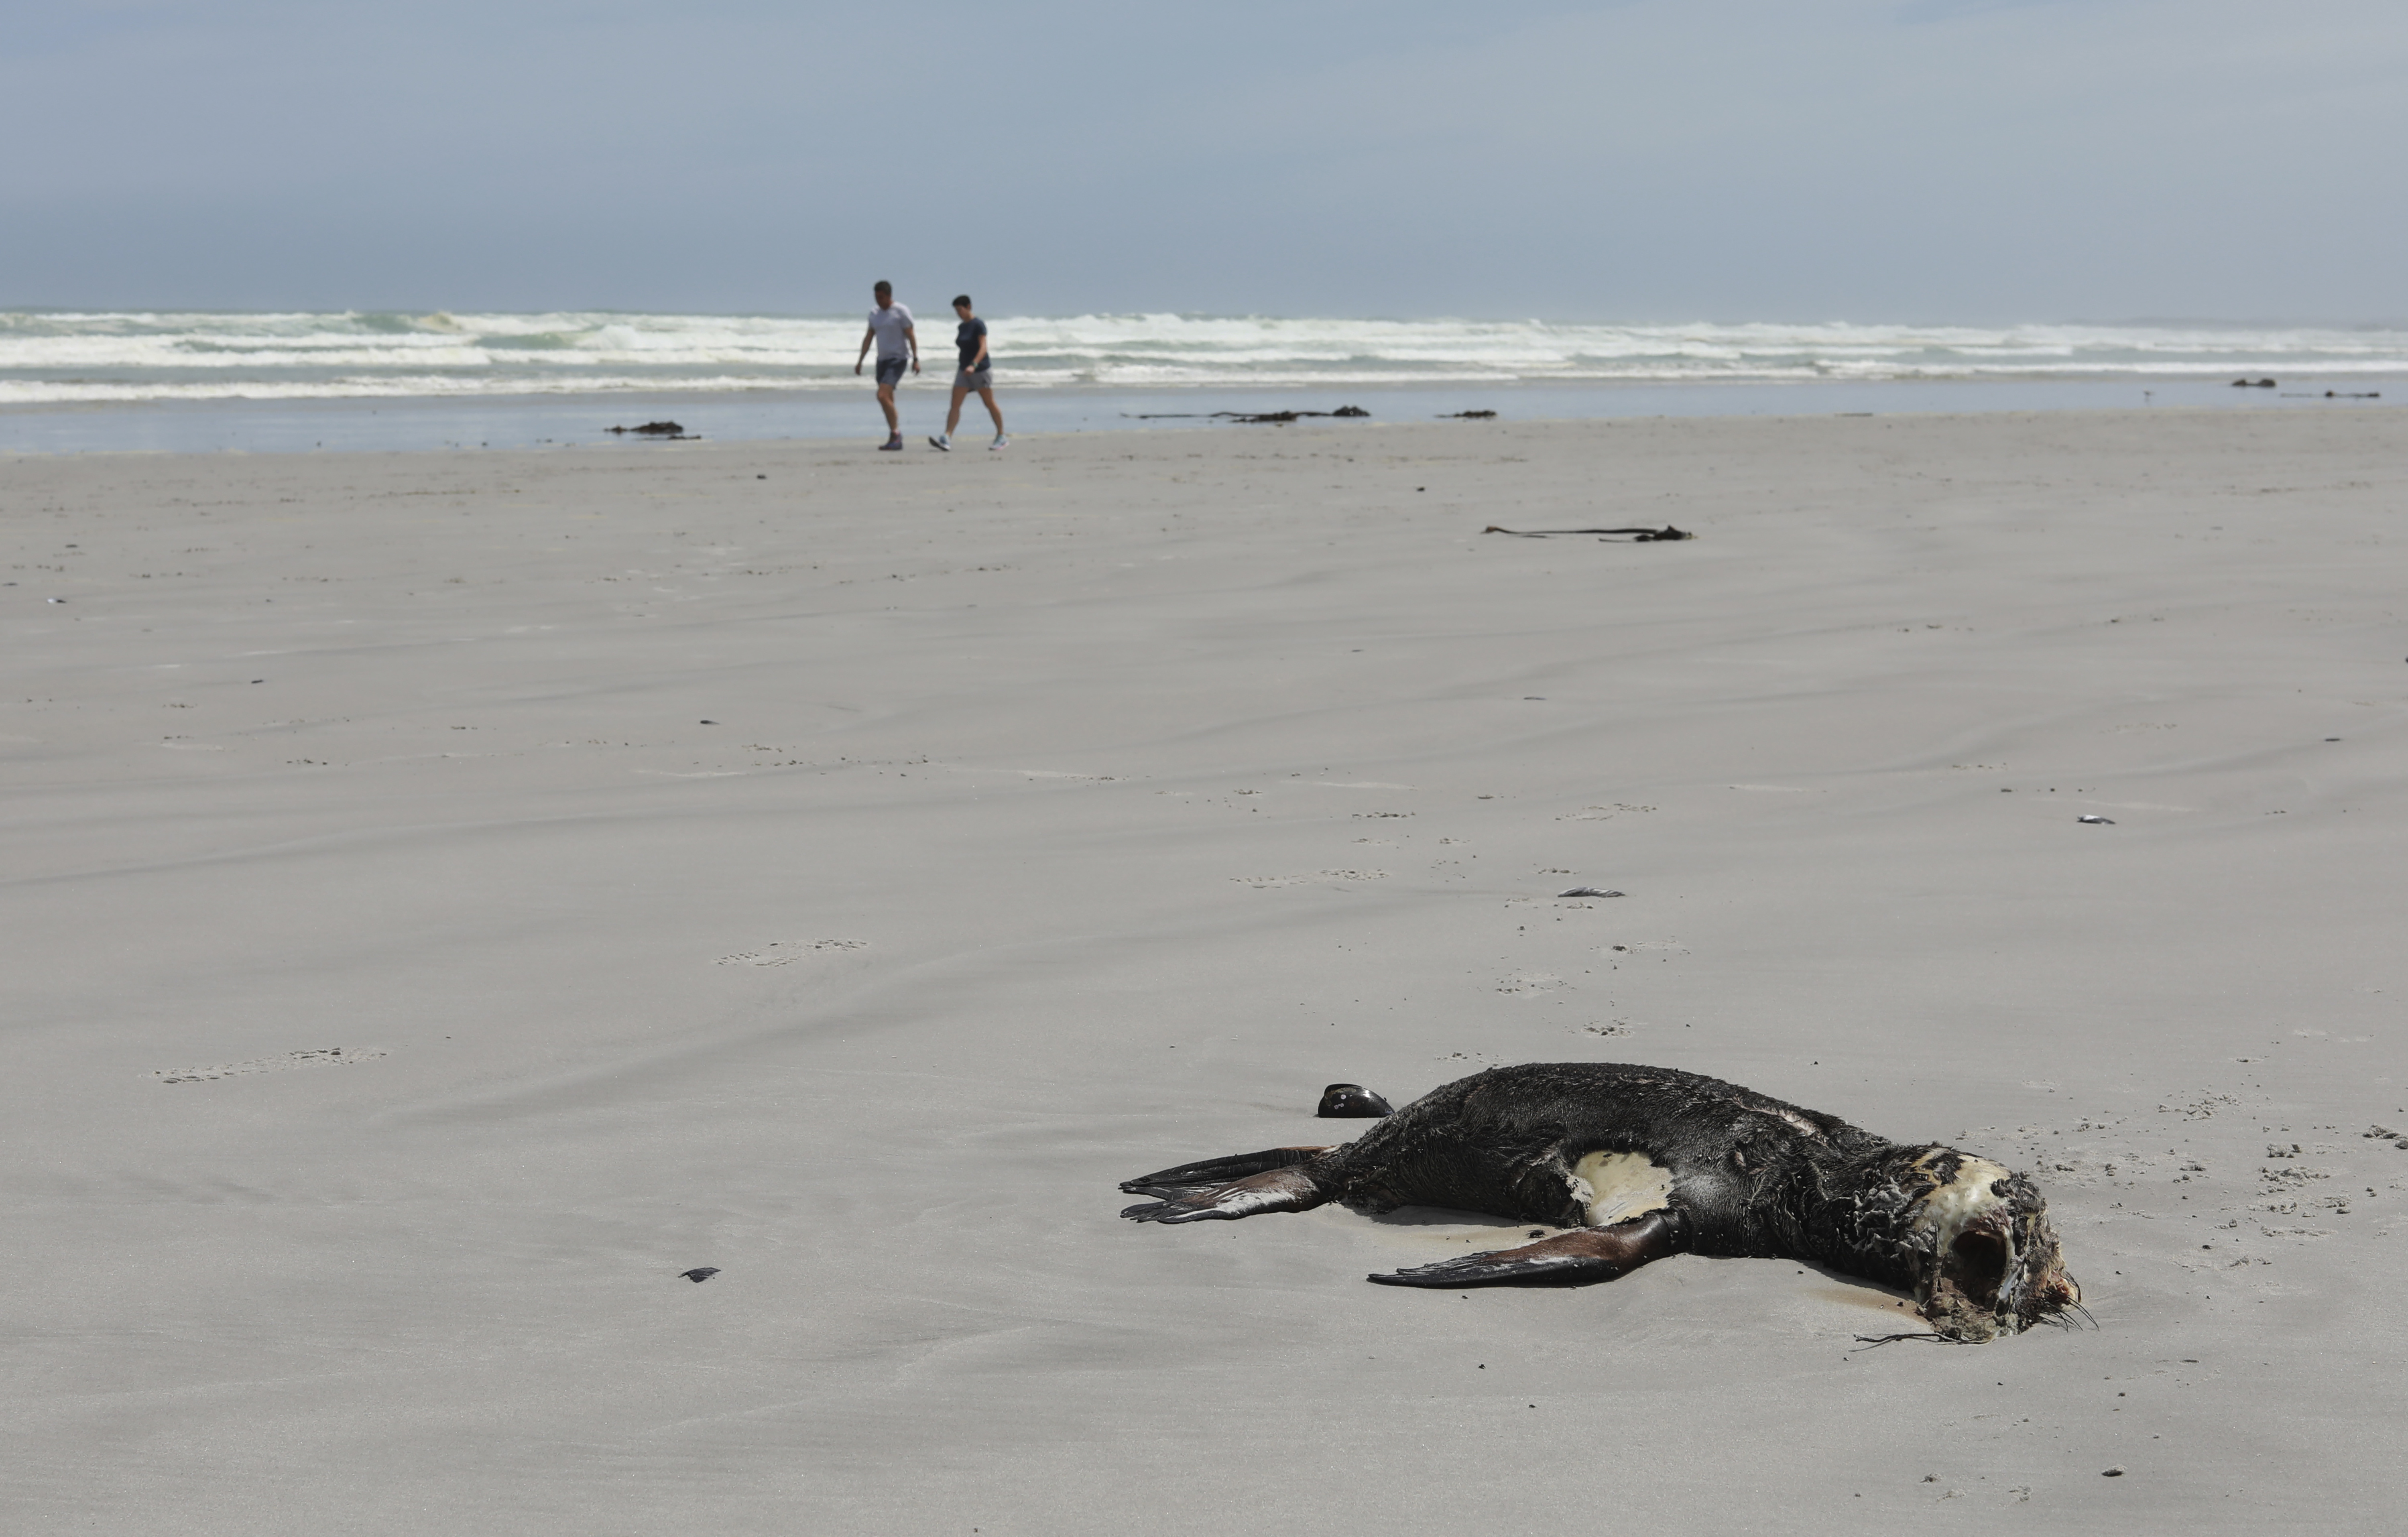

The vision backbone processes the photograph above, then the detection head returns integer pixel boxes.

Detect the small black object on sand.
[680,1267,720,1283]
[2102,1466,2125,1477]
[1483,525,1693,542]
[2077,814,2115,825]
[1317,1083,1395,1118]
[608,421,698,439]
[2229,378,2276,388]
[1558,886,1625,898]
[1440,410,1497,419]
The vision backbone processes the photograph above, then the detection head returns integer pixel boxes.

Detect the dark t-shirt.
[955,317,990,371]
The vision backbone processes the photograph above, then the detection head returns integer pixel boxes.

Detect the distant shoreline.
[4,374,2399,457]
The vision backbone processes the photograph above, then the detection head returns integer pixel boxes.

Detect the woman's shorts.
[954,367,994,392]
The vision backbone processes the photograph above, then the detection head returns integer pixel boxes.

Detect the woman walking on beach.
[929,296,1006,451]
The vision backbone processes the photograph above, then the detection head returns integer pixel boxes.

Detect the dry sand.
[4,409,2405,1533]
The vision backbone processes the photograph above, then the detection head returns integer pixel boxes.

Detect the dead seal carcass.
[1121,1061,2081,1342]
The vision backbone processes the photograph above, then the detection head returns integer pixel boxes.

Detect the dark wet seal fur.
[1317,1083,1394,1118]
[1121,1062,2084,1343]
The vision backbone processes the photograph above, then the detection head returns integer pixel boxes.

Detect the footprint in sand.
[715,939,870,968]
[1233,870,1389,888]
[1496,973,1568,994]
[150,1047,386,1084]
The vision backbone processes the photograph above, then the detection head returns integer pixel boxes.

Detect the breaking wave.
[4,309,2402,405]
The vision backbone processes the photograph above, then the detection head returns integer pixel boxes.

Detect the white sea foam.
[2,310,2400,405]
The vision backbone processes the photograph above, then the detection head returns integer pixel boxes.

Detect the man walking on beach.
[854,281,918,450]
[928,295,1007,452]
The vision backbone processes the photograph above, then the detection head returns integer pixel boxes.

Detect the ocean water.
[2,310,2399,453]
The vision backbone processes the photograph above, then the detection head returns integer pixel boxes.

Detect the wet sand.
[4,409,2405,1533]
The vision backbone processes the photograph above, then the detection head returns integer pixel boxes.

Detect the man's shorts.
[954,367,994,392]
[875,357,909,388]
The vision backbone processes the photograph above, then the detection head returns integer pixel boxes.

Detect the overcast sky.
[4,0,2402,321]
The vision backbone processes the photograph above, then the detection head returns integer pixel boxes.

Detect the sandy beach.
[5,408,2405,1533]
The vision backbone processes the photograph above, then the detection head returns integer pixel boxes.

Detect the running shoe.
[990,434,1009,451]
[928,435,951,451]
[879,436,903,451]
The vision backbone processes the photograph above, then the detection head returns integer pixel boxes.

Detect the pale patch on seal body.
[1120,1062,2082,1342]
[1572,1149,1674,1227]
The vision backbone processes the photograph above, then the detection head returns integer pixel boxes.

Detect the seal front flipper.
[1367,1212,1682,1288]
[1120,1163,1338,1224]
[1119,1145,1335,1200]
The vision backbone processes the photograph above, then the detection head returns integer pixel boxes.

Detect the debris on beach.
[2078,814,2116,824]
[1558,886,1625,898]
[1122,406,1369,425]
[1440,410,1498,419]
[2230,378,2276,388]
[607,421,696,438]
[1483,524,1694,542]
[680,1267,720,1283]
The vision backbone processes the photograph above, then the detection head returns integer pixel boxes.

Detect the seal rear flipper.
[1366,1212,1681,1289]
[1119,1145,1336,1200]
[1120,1165,1335,1224]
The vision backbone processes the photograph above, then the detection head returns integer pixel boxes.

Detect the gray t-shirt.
[866,303,914,361]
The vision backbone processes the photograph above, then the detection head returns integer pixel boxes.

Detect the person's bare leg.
[977,386,1003,435]
[946,384,970,439]
[877,382,899,433]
